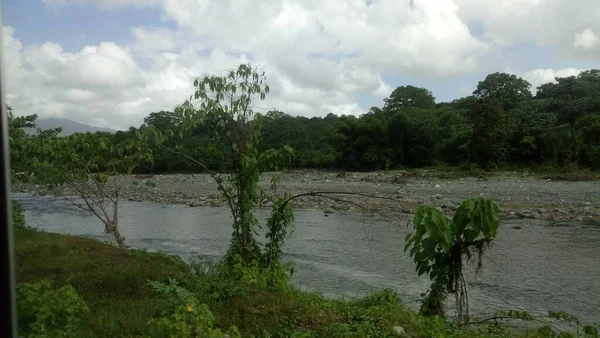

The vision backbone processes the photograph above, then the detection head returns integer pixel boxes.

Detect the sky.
[2,0,600,130]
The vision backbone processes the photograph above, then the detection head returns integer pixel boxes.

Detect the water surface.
[14,193,600,323]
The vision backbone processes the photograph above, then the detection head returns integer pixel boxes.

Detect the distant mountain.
[25,117,117,136]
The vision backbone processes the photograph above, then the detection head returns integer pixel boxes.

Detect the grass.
[14,226,595,337]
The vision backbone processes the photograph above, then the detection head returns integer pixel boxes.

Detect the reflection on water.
[13,193,600,323]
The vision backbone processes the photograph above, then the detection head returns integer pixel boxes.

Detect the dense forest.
[11,69,600,175]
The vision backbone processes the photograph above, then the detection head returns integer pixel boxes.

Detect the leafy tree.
[576,114,600,168]
[6,105,39,180]
[383,85,436,111]
[28,131,153,247]
[154,64,294,266]
[473,72,532,111]
[404,197,500,323]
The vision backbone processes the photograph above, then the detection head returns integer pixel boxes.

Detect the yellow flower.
[187,305,194,312]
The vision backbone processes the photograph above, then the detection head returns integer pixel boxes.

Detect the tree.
[383,85,436,111]
[576,114,600,168]
[6,105,39,180]
[473,72,532,111]
[468,99,509,169]
[404,197,500,323]
[28,131,153,248]
[155,64,294,266]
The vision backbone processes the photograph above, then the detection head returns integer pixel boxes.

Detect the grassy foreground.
[14,226,583,338]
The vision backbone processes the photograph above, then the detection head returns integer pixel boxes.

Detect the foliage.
[384,85,437,110]
[17,69,588,174]
[25,129,153,247]
[148,279,241,338]
[149,63,296,267]
[15,225,596,338]
[16,280,89,337]
[12,200,26,230]
[405,197,500,323]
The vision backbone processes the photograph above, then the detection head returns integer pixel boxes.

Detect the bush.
[16,280,89,337]
[147,278,241,337]
[12,201,26,230]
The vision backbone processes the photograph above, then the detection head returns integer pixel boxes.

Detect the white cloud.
[574,28,600,51]
[9,0,598,130]
[454,0,600,57]
[131,27,178,54]
[522,68,585,93]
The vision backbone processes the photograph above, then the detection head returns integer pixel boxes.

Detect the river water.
[13,193,600,324]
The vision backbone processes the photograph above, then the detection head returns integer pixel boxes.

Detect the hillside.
[25,117,116,136]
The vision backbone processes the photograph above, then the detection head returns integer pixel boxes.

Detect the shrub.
[16,280,89,337]
[12,201,26,230]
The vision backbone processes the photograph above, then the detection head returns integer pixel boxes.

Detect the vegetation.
[9,64,600,337]
[13,212,597,337]
[9,68,590,173]
[405,198,500,322]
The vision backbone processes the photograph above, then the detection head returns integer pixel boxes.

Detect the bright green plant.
[404,197,500,323]
[148,64,295,269]
[16,280,89,337]
[27,131,153,247]
[148,278,241,337]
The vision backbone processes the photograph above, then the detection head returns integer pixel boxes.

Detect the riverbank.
[17,225,586,337]
[15,168,600,223]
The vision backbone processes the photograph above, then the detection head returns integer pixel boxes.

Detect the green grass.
[14,227,594,337]
[15,228,190,337]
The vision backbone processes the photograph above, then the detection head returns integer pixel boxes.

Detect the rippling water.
[13,193,600,323]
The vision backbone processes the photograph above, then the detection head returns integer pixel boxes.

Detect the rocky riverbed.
[14,169,600,223]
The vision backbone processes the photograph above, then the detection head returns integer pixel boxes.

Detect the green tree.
[158,64,294,266]
[383,85,436,111]
[28,131,153,247]
[6,105,39,180]
[576,114,600,168]
[473,72,532,111]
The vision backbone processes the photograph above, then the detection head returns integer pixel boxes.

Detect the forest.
[9,69,600,177]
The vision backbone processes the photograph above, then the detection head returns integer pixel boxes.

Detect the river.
[13,193,600,324]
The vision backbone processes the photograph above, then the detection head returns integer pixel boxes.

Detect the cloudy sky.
[3,0,600,130]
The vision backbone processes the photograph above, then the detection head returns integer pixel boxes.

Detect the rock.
[189,201,203,207]
[435,206,443,212]
[479,192,485,196]
[31,190,39,197]
[517,210,540,219]
[324,208,335,214]
[209,201,220,207]
[433,194,442,199]
[325,179,331,183]
[576,217,584,221]
[536,208,547,214]
[264,201,274,207]
[510,211,516,216]
[435,184,440,188]
[392,326,405,335]
[336,172,346,178]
